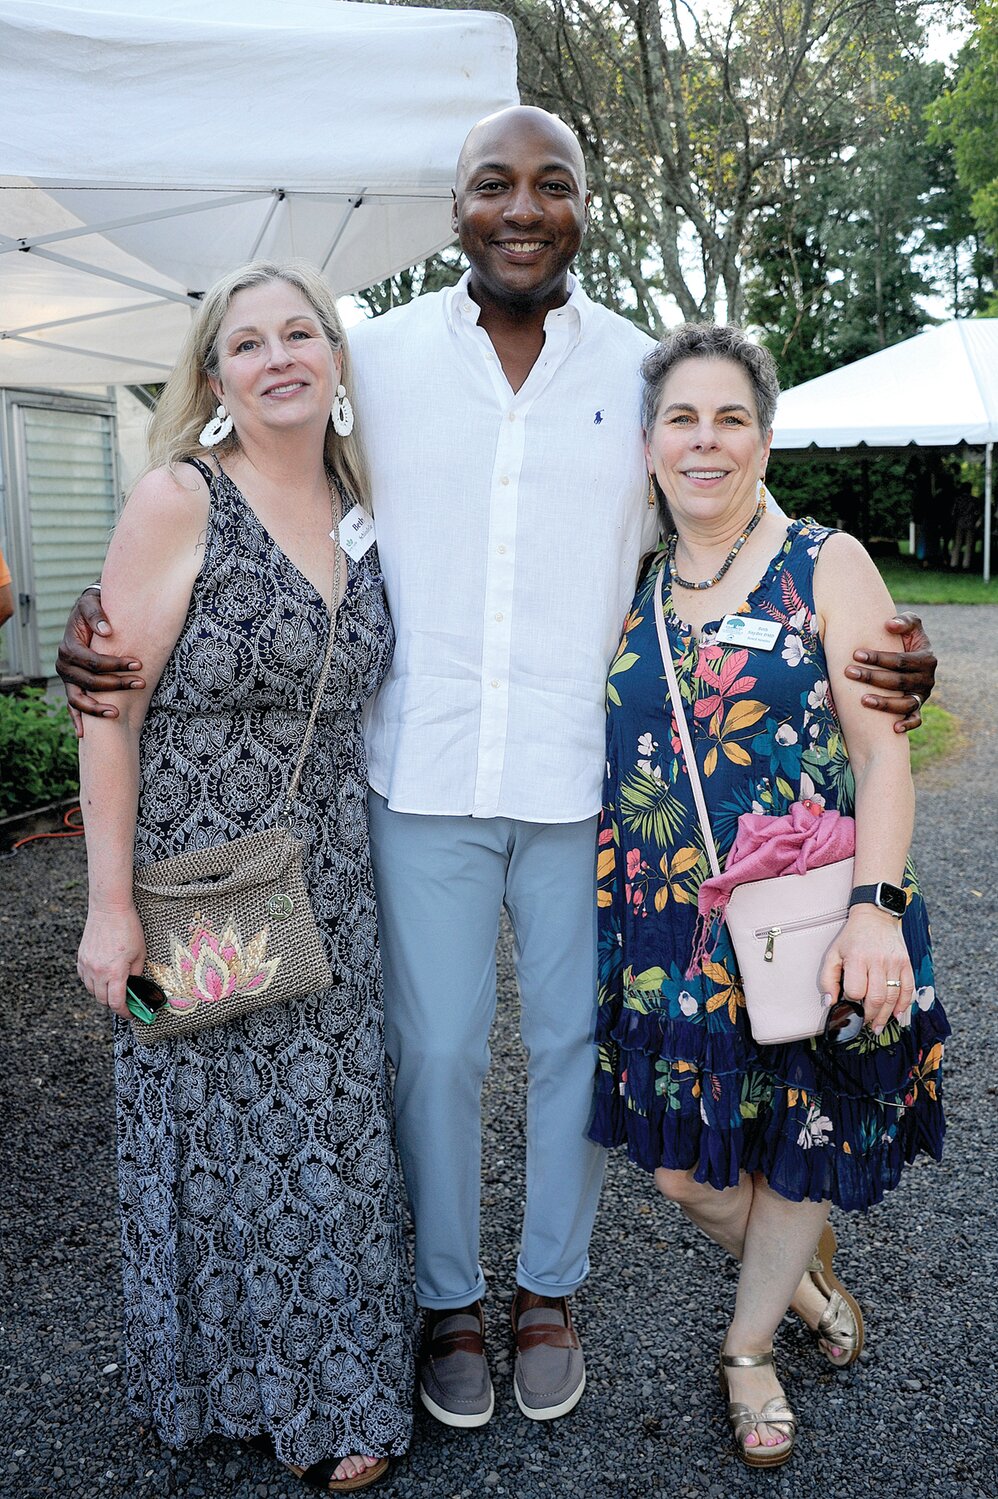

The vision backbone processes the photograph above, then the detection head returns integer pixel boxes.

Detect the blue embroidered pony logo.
[594,409,604,425]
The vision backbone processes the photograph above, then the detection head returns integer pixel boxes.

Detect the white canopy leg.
[985,441,993,584]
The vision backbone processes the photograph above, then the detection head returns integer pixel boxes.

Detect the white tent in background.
[771,320,998,580]
[0,0,519,386]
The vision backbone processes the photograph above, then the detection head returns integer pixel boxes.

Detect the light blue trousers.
[368,793,606,1309]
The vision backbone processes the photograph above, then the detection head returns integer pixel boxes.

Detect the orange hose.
[12,805,84,850]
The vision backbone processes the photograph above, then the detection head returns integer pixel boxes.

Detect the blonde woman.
[76,261,411,1493]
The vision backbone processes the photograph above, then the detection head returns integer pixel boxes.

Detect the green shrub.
[0,688,80,817]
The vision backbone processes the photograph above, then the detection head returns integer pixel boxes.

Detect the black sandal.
[244,1436,389,1493]
[289,1455,390,1493]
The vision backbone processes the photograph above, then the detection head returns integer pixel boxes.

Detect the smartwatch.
[848,882,906,918]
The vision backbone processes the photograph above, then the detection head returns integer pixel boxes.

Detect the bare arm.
[846,611,937,733]
[56,587,146,734]
[814,534,916,1033]
[0,581,13,629]
[76,467,208,1017]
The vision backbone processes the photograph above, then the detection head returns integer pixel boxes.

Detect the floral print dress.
[589,521,947,1211]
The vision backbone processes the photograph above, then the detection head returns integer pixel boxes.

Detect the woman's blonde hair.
[146,259,370,507]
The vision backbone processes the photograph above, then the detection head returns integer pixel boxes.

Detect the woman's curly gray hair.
[640,323,780,435]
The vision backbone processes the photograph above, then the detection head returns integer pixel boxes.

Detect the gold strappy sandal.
[718,1351,797,1469]
[800,1223,864,1367]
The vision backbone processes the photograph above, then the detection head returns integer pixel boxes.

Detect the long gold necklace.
[666,496,766,591]
[326,468,344,609]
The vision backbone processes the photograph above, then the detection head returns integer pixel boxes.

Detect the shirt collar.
[445,269,589,339]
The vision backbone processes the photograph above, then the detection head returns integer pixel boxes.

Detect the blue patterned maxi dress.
[590,521,947,1210]
[115,462,413,1466]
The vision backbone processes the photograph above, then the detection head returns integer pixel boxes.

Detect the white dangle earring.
[331,384,354,437]
[199,403,234,447]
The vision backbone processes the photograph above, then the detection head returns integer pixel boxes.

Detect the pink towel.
[688,799,855,975]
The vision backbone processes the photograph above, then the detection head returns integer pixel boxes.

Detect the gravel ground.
[2,602,996,1499]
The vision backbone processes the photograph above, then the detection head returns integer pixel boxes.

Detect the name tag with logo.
[336,504,376,560]
[716,614,782,650]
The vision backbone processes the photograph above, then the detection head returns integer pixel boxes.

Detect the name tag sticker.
[716,614,782,650]
[336,504,376,560]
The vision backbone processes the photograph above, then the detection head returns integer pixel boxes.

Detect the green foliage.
[745,47,948,383]
[765,447,967,547]
[927,1,998,258]
[353,249,464,319]
[0,688,80,818]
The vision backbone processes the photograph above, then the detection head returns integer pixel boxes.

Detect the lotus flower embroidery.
[148,914,281,1012]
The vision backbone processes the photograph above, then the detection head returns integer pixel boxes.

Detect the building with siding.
[0,387,123,682]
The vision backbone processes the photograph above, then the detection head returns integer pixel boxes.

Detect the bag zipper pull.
[765,927,780,961]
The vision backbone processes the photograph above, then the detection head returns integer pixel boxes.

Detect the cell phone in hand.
[125,975,168,1024]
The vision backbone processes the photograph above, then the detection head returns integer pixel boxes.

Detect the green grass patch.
[909,701,961,776]
[876,556,998,605]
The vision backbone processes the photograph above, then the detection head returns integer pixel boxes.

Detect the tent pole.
[2,191,276,255]
[986,441,993,584]
[5,332,172,373]
[27,247,199,305]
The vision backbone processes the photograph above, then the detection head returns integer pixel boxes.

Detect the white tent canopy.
[772,319,998,580]
[0,0,518,385]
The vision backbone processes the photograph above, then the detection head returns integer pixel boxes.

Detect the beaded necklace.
[666,496,766,591]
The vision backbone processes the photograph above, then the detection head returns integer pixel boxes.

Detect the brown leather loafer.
[418,1301,494,1428]
[511,1289,586,1421]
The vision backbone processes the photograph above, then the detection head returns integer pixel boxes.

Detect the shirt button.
[491,679,500,689]
[494,612,503,622]
[508,411,516,422]
[497,544,507,555]
[500,475,510,486]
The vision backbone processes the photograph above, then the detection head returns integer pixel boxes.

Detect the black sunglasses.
[824,995,865,1045]
[125,975,169,1025]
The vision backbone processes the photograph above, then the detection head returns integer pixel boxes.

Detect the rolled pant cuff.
[514,1255,590,1299]
[415,1270,487,1311]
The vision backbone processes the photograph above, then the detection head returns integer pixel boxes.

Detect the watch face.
[878,882,907,917]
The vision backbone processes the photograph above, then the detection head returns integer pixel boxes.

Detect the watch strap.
[849,882,904,916]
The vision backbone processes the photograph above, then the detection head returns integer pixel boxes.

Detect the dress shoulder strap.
[180,455,214,485]
[760,518,837,616]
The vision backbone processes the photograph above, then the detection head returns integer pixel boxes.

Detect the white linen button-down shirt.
[350,272,659,823]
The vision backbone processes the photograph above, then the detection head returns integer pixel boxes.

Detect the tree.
[926,0,998,309]
[744,47,947,381]
[382,0,931,331]
[354,250,463,320]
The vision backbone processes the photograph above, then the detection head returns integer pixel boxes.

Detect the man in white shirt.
[58,105,937,1436]
[352,106,657,1429]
